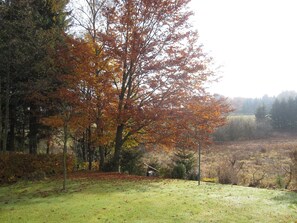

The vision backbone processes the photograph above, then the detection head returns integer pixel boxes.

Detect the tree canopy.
[0,0,231,173]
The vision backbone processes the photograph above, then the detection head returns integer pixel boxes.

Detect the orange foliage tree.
[87,0,229,170]
[42,34,117,187]
[67,0,232,172]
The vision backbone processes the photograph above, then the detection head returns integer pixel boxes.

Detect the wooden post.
[198,141,201,186]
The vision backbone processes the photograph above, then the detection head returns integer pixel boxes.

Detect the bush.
[27,170,46,181]
[290,150,297,188]
[171,163,186,179]
[0,153,76,183]
[187,171,198,181]
[213,116,271,141]
[275,175,285,189]
[77,161,99,170]
[217,167,235,184]
[172,147,195,176]
[158,166,172,178]
[217,157,243,185]
[120,148,145,175]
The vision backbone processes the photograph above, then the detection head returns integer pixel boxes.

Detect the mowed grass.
[0,176,297,223]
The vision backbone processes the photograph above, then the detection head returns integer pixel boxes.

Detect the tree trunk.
[87,127,92,171]
[21,111,26,152]
[3,72,10,153]
[62,122,68,191]
[99,145,105,171]
[29,104,38,154]
[8,105,15,151]
[82,132,86,162]
[113,124,124,172]
[46,139,50,154]
[0,76,2,152]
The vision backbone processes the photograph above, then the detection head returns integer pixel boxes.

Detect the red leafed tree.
[43,34,117,187]
[91,0,218,171]
[176,96,232,146]
[59,35,117,169]
[71,0,232,172]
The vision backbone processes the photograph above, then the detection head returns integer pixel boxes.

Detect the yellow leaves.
[42,116,64,128]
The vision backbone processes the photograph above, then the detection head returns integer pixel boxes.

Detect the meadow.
[0,173,297,223]
[201,132,297,188]
[144,131,297,189]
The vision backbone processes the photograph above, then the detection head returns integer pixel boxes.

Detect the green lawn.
[0,176,297,223]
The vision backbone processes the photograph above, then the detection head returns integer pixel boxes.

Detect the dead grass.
[144,132,297,189]
[201,132,297,189]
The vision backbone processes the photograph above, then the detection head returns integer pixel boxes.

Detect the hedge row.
[0,153,76,183]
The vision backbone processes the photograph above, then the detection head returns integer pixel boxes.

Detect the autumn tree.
[71,0,119,170]
[42,36,88,190]
[97,0,221,171]
[71,0,232,172]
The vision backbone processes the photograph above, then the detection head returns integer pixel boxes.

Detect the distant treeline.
[230,91,297,115]
[214,91,297,141]
[271,97,297,130]
[230,95,275,115]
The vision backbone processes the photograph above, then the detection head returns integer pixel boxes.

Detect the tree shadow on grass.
[0,177,163,207]
[272,191,297,206]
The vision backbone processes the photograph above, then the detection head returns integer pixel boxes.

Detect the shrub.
[202,177,216,183]
[217,156,243,185]
[248,170,266,187]
[172,147,195,176]
[217,166,234,184]
[120,148,145,175]
[158,166,172,178]
[213,116,271,141]
[27,170,46,181]
[171,163,186,179]
[77,161,99,170]
[187,171,198,181]
[290,150,297,188]
[0,153,76,183]
[275,175,285,189]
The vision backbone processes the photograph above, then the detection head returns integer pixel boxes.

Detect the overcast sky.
[189,0,297,98]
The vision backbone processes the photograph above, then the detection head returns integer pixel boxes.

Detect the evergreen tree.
[0,0,70,153]
[270,97,297,131]
[172,147,195,178]
[255,104,267,123]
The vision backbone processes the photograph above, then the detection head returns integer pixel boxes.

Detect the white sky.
[189,0,297,98]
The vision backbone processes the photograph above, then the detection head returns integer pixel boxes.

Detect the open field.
[0,173,297,223]
[145,132,297,189]
[201,132,297,188]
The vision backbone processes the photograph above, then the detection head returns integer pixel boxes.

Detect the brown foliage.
[0,153,75,183]
[91,0,232,169]
[51,0,232,171]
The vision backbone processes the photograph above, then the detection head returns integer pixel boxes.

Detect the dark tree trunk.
[88,150,93,171]
[29,104,38,154]
[113,124,124,172]
[46,139,50,154]
[99,145,105,171]
[62,122,68,191]
[8,105,15,151]
[87,127,92,171]
[82,132,86,162]
[21,112,26,152]
[3,73,10,153]
[0,76,2,152]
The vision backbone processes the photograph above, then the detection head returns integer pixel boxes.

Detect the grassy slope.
[0,177,297,223]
